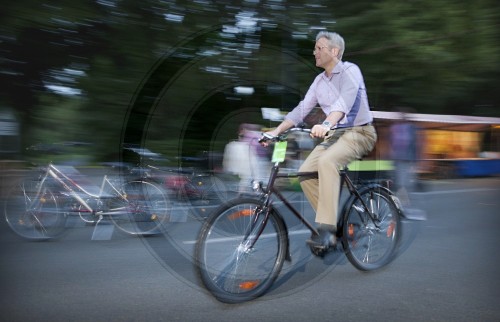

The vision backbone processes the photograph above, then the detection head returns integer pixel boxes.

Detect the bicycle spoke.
[110,180,170,235]
[362,235,373,263]
[5,179,66,240]
[211,243,261,293]
[196,199,287,303]
[343,187,400,271]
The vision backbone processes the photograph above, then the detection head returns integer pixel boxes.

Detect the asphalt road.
[0,177,499,322]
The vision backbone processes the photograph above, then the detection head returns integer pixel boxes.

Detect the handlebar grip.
[258,132,275,143]
[259,128,312,143]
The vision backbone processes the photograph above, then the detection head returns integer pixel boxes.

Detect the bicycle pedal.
[306,239,328,250]
[306,239,329,257]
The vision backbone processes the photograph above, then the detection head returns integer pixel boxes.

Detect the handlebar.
[258,127,312,144]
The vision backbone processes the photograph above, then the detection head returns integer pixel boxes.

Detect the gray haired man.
[264,31,377,251]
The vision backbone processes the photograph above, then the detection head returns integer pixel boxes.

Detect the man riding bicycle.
[264,31,377,251]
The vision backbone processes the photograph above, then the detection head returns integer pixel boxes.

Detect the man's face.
[313,37,336,69]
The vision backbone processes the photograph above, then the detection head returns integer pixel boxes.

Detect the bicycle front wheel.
[342,186,401,271]
[4,178,66,240]
[110,180,169,235]
[195,198,288,303]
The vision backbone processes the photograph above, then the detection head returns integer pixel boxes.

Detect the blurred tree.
[335,0,500,115]
[0,0,498,163]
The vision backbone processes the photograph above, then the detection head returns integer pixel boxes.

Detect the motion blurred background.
[1,0,499,178]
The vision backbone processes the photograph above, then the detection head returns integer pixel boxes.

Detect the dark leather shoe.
[306,224,337,257]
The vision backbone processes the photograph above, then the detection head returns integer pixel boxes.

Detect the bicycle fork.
[241,206,270,253]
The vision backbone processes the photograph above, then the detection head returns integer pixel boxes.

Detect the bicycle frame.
[260,162,319,235]
[36,163,125,215]
[256,136,385,239]
[243,160,387,259]
[142,164,221,199]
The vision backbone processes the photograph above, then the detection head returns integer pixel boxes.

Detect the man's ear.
[332,47,339,58]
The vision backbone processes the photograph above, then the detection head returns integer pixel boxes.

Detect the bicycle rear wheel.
[341,186,401,271]
[188,174,229,206]
[4,178,66,240]
[195,198,287,303]
[110,180,169,235]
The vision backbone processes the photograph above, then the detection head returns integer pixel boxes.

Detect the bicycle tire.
[195,198,288,303]
[110,180,170,235]
[341,185,401,271]
[4,178,66,240]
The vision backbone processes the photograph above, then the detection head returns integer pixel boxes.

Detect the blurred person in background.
[223,123,269,193]
[263,31,377,251]
[389,108,426,221]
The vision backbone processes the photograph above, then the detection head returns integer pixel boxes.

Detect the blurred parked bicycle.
[129,164,229,219]
[4,162,170,240]
[120,146,229,204]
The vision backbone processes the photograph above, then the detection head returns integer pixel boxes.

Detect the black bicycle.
[195,127,403,303]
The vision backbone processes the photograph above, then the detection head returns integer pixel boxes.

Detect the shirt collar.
[332,61,344,74]
[322,61,343,79]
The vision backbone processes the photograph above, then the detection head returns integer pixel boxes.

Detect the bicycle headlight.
[251,180,261,192]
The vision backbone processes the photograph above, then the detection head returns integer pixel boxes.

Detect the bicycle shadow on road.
[395,219,423,259]
[267,247,349,298]
[267,219,422,298]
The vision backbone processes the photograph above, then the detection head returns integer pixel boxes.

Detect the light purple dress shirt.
[285,61,373,128]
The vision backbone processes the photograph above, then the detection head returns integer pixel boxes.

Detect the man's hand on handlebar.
[310,124,330,139]
[259,129,281,147]
[259,126,316,147]
[259,133,274,147]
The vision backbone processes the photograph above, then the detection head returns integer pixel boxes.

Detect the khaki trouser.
[298,125,377,227]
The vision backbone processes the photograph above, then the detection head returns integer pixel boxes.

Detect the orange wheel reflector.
[40,197,46,203]
[348,224,355,237]
[228,209,253,220]
[239,280,259,290]
[151,214,158,221]
[387,222,395,237]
